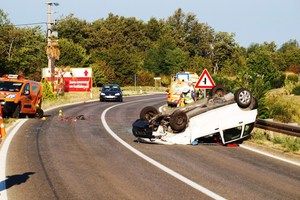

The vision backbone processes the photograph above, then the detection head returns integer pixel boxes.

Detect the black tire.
[140,106,159,121]
[12,104,21,118]
[234,88,252,108]
[167,101,177,107]
[248,97,258,110]
[169,110,188,132]
[35,108,44,118]
[211,85,226,97]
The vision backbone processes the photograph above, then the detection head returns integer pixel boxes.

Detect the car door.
[20,83,34,114]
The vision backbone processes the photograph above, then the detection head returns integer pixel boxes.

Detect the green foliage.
[286,74,299,83]
[137,70,155,86]
[264,92,298,123]
[250,129,300,153]
[187,56,212,74]
[41,80,56,100]
[212,74,237,92]
[271,136,300,152]
[213,32,239,72]
[278,40,300,71]
[54,14,90,47]
[161,75,171,87]
[236,49,285,100]
[251,130,268,141]
[292,84,300,95]
[1,7,300,92]
[91,60,116,87]
[57,38,88,67]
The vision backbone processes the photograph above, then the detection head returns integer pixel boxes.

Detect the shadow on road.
[0,172,35,191]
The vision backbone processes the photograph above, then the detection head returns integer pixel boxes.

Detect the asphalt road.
[3,94,300,200]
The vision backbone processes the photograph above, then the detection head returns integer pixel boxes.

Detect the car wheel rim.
[238,90,251,104]
[145,112,155,121]
[176,117,184,124]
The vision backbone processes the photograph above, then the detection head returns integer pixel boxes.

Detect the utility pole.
[46,1,59,89]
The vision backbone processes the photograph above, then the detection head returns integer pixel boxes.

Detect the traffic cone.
[0,116,6,139]
[59,109,63,117]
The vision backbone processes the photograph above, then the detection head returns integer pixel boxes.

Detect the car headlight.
[100,92,105,95]
[115,93,120,96]
[6,94,16,99]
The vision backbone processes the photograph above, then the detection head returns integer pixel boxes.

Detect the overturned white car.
[132,88,258,145]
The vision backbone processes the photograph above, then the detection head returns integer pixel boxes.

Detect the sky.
[1,0,299,47]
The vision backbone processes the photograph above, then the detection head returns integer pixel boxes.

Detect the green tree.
[55,14,90,47]
[278,40,300,71]
[57,38,88,68]
[145,18,163,42]
[144,36,177,75]
[165,48,189,74]
[6,27,46,80]
[91,60,116,86]
[212,32,239,74]
[237,50,284,99]
[187,56,213,74]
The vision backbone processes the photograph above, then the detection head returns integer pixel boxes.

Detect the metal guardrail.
[255,119,300,137]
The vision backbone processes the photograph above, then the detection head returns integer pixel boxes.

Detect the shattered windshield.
[0,81,23,92]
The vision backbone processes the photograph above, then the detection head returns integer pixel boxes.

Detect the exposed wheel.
[211,85,226,97]
[35,108,44,118]
[12,104,21,118]
[248,97,258,110]
[167,101,177,107]
[140,106,159,121]
[234,88,252,108]
[169,110,188,132]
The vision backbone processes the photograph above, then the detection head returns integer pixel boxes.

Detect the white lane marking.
[101,98,226,200]
[0,119,28,200]
[0,95,163,200]
[240,144,300,167]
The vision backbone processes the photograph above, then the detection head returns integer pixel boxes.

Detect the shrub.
[286,74,299,83]
[161,75,171,87]
[283,137,300,152]
[271,72,286,88]
[137,70,155,86]
[270,101,295,123]
[42,80,56,100]
[212,75,237,92]
[264,92,297,123]
[271,136,300,152]
[292,84,300,95]
[251,131,268,141]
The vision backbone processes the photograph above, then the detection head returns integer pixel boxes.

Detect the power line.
[14,22,47,27]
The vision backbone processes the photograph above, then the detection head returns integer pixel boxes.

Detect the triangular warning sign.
[195,68,215,89]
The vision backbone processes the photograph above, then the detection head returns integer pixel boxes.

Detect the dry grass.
[265,88,300,124]
[249,128,300,155]
[28,86,165,111]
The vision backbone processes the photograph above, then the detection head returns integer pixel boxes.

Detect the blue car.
[100,84,123,102]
